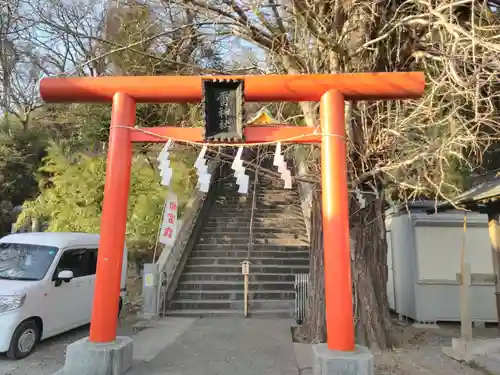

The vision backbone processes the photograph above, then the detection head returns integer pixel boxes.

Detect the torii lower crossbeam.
[39,72,425,354]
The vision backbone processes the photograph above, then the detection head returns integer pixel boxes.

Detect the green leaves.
[17,144,196,259]
[0,122,47,208]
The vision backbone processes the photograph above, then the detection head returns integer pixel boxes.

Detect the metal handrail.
[247,146,261,259]
[242,147,261,317]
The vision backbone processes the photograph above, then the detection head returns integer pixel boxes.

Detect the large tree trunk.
[350,194,395,351]
[298,189,326,343]
[299,189,395,350]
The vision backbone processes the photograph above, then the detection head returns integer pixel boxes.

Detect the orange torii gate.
[40,72,424,353]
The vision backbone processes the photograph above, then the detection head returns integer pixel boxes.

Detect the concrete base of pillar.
[58,336,133,375]
[443,337,500,363]
[312,344,374,375]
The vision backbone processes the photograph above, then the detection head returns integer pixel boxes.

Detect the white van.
[0,232,128,359]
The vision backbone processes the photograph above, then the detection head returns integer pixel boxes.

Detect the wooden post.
[244,274,249,317]
[488,210,500,325]
[460,262,473,341]
[241,261,250,317]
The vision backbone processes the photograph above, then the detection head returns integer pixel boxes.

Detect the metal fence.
[294,273,309,324]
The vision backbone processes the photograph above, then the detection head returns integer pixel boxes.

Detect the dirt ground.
[293,316,500,375]
[123,266,144,315]
[375,321,498,375]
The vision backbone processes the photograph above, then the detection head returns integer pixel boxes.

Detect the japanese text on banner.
[159,194,178,246]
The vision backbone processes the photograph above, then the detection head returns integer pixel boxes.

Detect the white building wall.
[414,223,492,281]
[385,212,418,318]
[386,206,496,322]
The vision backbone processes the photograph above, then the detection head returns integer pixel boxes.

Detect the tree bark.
[299,189,395,351]
[299,189,326,343]
[350,194,395,351]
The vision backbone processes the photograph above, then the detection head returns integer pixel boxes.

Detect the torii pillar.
[40,72,424,375]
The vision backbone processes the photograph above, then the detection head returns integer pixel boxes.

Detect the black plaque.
[202,79,245,142]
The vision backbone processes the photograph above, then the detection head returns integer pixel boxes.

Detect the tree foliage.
[16,144,197,258]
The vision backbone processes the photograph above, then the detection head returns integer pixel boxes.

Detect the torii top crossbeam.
[39,72,425,353]
[40,72,424,103]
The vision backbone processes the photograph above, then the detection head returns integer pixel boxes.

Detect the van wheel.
[7,319,40,359]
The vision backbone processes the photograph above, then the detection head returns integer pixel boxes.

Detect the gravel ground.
[374,322,499,375]
[294,321,500,375]
[0,312,140,375]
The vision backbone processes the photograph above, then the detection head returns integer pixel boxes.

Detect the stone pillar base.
[59,336,133,375]
[312,344,374,375]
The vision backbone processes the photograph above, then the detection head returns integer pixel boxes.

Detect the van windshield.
[0,243,58,281]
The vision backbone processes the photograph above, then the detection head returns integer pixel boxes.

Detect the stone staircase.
[166,171,310,317]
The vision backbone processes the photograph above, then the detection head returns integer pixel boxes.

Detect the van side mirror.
[55,270,74,287]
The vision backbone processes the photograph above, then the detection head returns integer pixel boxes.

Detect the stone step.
[177,281,295,291]
[168,299,294,311]
[165,309,293,318]
[196,237,309,246]
[204,221,304,227]
[205,211,304,218]
[204,217,305,224]
[217,186,296,191]
[221,191,300,196]
[215,194,300,199]
[221,194,301,198]
[214,197,299,203]
[214,201,301,207]
[189,250,309,258]
[204,216,305,221]
[198,231,307,238]
[212,196,298,201]
[200,224,306,230]
[217,184,297,191]
[187,257,310,267]
[197,231,308,239]
[211,204,299,210]
[202,219,306,226]
[213,196,300,202]
[193,244,309,252]
[205,215,305,222]
[172,290,295,301]
[209,203,302,208]
[199,226,307,234]
[184,264,309,274]
[216,187,295,191]
[197,234,308,241]
[207,205,302,210]
[197,235,307,241]
[218,191,299,195]
[180,272,297,282]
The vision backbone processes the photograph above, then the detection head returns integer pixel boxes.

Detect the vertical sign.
[159,193,178,246]
[202,79,245,142]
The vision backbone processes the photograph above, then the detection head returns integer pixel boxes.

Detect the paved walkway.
[128,317,299,375]
[0,317,300,375]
